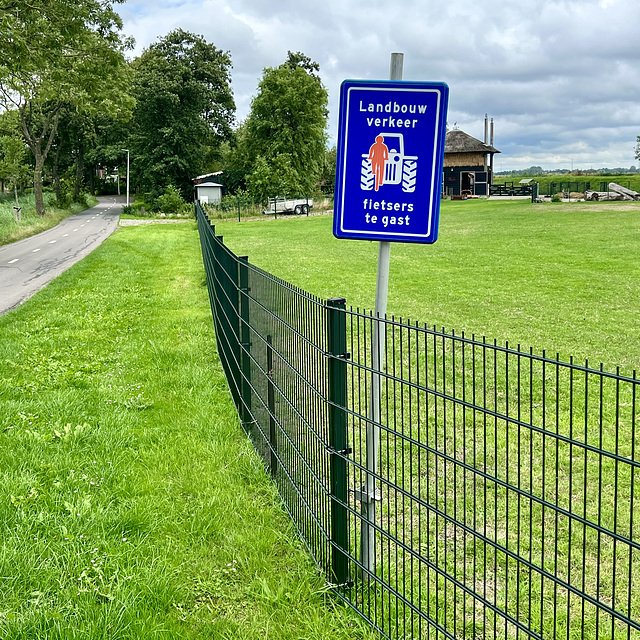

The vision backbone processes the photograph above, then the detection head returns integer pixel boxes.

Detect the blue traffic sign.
[333,80,449,244]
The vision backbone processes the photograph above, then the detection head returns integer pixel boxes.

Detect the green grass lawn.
[212,199,640,374]
[3,199,638,638]
[0,224,376,639]
[0,192,98,246]
[207,198,640,638]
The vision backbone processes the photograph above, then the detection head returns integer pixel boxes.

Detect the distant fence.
[542,180,634,197]
[202,192,334,222]
[196,201,640,639]
[491,180,634,198]
[489,182,539,199]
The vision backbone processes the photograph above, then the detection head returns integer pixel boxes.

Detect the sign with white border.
[333,80,449,244]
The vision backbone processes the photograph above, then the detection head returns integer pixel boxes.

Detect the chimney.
[484,114,489,171]
[489,118,495,179]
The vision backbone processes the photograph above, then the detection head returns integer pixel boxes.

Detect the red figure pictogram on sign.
[368,135,389,191]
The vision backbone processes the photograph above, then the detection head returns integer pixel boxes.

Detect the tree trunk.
[33,159,46,216]
[74,143,84,200]
[52,144,61,201]
[19,101,61,216]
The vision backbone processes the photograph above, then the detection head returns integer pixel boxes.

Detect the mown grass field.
[0,223,376,639]
[208,198,640,638]
[213,198,640,374]
[0,192,98,246]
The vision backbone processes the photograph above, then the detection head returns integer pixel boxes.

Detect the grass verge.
[0,192,98,246]
[0,223,376,639]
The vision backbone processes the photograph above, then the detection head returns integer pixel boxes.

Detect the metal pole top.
[390,53,404,82]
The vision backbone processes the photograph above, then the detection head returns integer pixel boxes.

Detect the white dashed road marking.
[49,240,56,244]
[8,258,18,264]
[32,248,40,253]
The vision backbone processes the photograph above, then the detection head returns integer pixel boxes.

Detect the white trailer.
[263,197,313,215]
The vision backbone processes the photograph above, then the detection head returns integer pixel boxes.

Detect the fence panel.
[196,202,348,582]
[343,315,640,639]
[196,202,640,640]
[202,192,335,222]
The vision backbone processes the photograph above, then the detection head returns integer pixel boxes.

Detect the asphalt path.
[0,196,123,316]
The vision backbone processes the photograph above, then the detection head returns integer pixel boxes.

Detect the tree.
[220,122,253,194]
[85,114,132,195]
[319,146,337,193]
[0,0,133,215]
[131,29,235,198]
[244,51,328,197]
[246,154,302,203]
[0,113,30,206]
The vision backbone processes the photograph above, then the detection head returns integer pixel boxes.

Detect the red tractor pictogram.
[361,132,417,193]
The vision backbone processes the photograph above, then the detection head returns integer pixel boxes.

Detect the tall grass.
[0,192,96,246]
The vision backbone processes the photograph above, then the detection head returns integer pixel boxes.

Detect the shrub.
[155,185,185,215]
[74,192,90,208]
[51,180,73,209]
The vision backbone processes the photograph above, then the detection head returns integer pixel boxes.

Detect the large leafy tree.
[0,0,133,215]
[131,29,235,198]
[243,51,328,198]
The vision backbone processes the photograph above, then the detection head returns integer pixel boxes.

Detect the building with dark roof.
[443,123,500,197]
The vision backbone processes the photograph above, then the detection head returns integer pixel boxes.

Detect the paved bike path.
[0,196,123,316]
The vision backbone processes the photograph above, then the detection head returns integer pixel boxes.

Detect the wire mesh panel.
[243,261,335,574]
[196,202,640,639]
[196,202,348,582]
[343,313,640,640]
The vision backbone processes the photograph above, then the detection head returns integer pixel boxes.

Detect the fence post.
[326,297,350,586]
[266,335,277,478]
[214,234,242,412]
[238,256,251,431]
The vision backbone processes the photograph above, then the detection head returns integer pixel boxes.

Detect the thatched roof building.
[442,125,500,197]
[444,129,500,169]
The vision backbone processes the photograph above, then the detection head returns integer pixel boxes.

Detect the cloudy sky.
[116,0,640,171]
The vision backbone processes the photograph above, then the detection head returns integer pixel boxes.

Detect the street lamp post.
[121,149,130,206]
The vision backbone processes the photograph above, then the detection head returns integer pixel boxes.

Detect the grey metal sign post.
[358,53,403,580]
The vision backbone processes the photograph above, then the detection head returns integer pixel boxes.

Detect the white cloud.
[116,0,640,170]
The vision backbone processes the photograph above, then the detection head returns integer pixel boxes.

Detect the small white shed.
[195,181,222,204]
